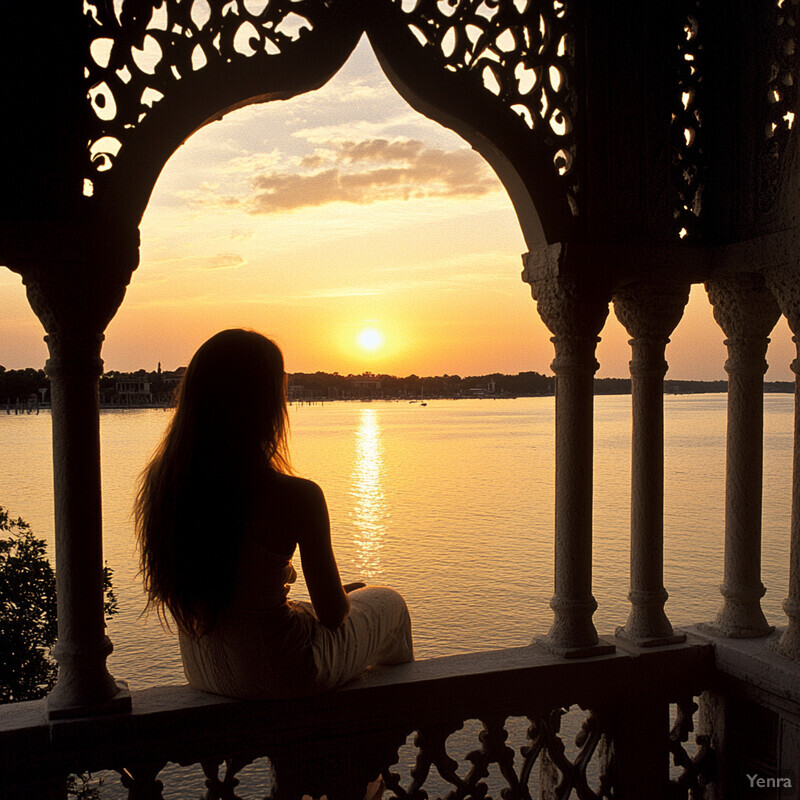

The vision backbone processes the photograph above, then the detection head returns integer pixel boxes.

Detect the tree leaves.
[0,509,58,704]
[0,507,118,704]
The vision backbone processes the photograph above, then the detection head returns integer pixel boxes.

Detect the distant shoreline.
[0,367,794,414]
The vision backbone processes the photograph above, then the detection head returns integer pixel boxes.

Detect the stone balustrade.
[1,638,717,800]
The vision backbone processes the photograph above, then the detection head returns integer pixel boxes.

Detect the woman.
[135,329,413,701]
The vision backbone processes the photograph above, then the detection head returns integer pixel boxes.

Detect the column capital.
[522,246,610,341]
[707,273,781,341]
[613,280,691,343]
[21,261,130,341]
[708,274,782,378]
[707,273,781,377]
[766,266,800,334]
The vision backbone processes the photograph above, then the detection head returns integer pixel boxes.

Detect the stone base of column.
[539,597,616,658]
[616,596,687,647]
[767,599,800,662]
[47,679,131,720]
[614,626,686,648]
[46,636,132,720]
[702,599,774,639]
[535,635,617,659]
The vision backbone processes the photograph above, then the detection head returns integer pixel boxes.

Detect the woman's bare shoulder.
[270,472,326,508]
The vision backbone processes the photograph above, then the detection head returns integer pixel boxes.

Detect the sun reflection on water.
[349,407,387,579]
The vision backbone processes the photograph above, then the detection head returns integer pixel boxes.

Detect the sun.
[357,327,385,352]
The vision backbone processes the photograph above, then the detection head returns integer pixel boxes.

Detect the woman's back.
[138,330,413,700]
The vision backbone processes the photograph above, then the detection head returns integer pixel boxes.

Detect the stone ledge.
[0,638,715,782]
[684,625,800,716]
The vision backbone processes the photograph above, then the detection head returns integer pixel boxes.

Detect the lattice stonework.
[671,1,705,241]
[760,0,800,212]
[668,697,716,799]
[111,710,615,799]
[390,0,579,216]
[83,0,329,196]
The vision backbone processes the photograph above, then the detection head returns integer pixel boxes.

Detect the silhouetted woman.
[136,329,413,700]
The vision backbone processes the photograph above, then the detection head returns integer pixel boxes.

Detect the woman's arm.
[295,480,350,629]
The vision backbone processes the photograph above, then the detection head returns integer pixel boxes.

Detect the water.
[0,395,794,795]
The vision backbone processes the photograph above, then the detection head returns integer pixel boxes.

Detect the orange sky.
[0,38,795,380]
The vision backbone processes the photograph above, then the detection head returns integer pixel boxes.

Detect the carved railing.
[0,639,716,800]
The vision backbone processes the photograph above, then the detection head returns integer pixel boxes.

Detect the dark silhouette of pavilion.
[1,1,799,797]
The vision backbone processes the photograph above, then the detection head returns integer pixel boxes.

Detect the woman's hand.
[343,581,366,593]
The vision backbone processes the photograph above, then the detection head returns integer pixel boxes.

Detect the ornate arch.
[363,0,579,248]
[84,0,363,225]
[81,0,579,256]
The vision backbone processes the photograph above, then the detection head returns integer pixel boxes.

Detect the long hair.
[135,329,292,636]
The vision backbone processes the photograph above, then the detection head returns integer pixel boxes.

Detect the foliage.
[288,369,555,399]
[0,507,117,798]
[0,367,48,401]
[0,509,57,703]
[0,506,118,704]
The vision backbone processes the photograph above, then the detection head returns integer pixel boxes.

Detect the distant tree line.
[290,370,554,398]
[592,378,793,395]
[0,366,47,400]
[0,365,794,403]
[98,368,174,399]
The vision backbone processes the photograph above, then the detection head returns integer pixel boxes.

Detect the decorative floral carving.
[117,761,168,800]
[668,698,715,798]
[110,710,615,799]
[523,248,609,348]
[388,0,580,216]
[766,265,800,336]
[381,709,613,799]
[706,273,781,376]
[201,756,256,800]
[83,0,332,194]
[613,281,691,344]
[760,0,800,213]
[671,2,705,241]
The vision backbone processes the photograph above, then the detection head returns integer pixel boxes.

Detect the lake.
[0,394,793,796]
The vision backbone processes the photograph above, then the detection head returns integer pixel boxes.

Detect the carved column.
[706,274,780,638]
[612,280,690,646]
[23,265,132,717]
[765,266,800,661]
[523,249,614,657]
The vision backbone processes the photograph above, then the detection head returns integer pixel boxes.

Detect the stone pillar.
[23,267,131,717]
[44,331,129,716]
[765,267,800,661]
[523,248,614,657]
[613,280,690,646]
[612,700,672,799]
[706,274,780,638]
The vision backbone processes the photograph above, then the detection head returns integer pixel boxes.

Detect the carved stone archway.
[2,0,800,718]
[1,0,587,715]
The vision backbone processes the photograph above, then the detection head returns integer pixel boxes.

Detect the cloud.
[235,138,498,214]
[228,229,255,242]
[291,112,423,145]
[225,149,285,175]
[145,253,248,271]
[196,253,247,270]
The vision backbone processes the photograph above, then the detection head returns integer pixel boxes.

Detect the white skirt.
[180,585,414,700]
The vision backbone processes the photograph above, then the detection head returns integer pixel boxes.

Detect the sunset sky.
[0,38,795,380]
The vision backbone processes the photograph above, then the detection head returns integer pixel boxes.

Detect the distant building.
[287,382,305,400]
[349,375,382,398]
[467,378,497,398]
[161,367,186,389]
[115,379,152,405]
